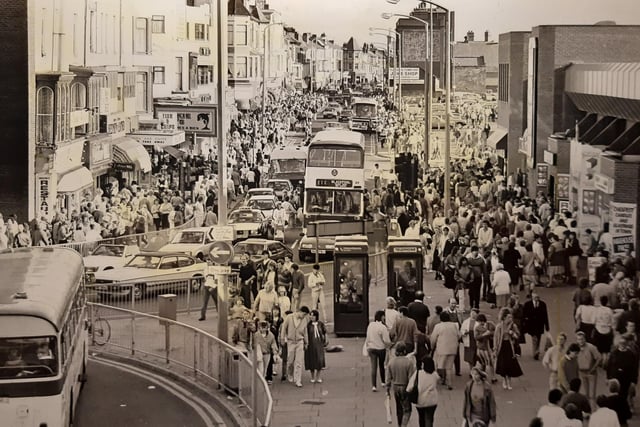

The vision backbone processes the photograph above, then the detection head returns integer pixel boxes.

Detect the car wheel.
[132,283,146,300]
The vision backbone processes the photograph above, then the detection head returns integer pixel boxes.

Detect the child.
[277,286,291,313]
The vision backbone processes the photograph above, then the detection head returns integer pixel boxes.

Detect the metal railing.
[53,216,198,257]
[88,302,273,427]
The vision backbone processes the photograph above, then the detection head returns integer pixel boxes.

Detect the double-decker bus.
[304,130,366,221]
[350,97,379,133]
[0,247,87,427]
[268,144,308,189]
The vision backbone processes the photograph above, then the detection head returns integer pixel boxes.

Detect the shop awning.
[112,137,152,173]
[163,145,187,160]
[487,127,508,150]
[58,167,93,193]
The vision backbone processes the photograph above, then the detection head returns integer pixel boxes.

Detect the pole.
[261,24,274,150]
[216,0,228,225]
[251,343,258,427]
[443,10,451,215]
[398,35,403,113]
[423,22,429,168]
[428,6,434,166]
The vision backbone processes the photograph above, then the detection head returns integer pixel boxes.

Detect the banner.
[611,202,637,255]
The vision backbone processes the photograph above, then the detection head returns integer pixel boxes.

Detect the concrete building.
[453,30,498,93]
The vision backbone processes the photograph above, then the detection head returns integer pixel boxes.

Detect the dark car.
[230,239,293,270]
[339,109,354,122]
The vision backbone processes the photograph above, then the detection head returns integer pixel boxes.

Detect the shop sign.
[558,200,570,213]
[54,139,84,175]
[155,106,217,137]
[543,150,556,165]
[112,162,135,172]
[582,190,597,215]
[611,202,637,255]
[37,177,50,217]
[90,139,111,167]
[536,164,549,188]
[594,173,614,194]
[129,130,186,147]
[389,67,420,81]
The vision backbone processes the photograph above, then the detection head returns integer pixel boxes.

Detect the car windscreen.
[171,231,205,244]
[0,336,58,379]
[267,181,290,191]
[233,243,265,255]
[91,245,124,257]
[248,200,275,210]
[126,255,161,268]
[229,211,262,223]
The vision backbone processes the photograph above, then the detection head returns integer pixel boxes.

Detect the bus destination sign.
[316,179,353,188]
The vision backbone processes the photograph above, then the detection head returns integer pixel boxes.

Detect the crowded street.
[2,1,640,427]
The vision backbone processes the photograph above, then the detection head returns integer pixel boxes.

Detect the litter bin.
[158,294,177,325]
[223,349,240,394]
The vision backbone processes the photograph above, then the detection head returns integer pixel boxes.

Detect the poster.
[582,190,597,215]
[557,174,570,199]
[402,30,427,62]
[536,164,549,187]
[611,202,637,255]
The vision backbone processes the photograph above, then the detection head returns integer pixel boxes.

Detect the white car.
[266,179,293,200]
[83,244,140,282]
[228,208,274,242]
[245,187,276,202]
[158,227,217,260]
[93,252,206,299]
[246,195,277,219]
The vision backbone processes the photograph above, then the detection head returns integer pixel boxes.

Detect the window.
[136,73,148,112]
[305,189,363,216]
[134,17,149,54]
[235,57,248,78]
[36,87,54,144]
[227,24,234,45]
[71,83,86,112]
[89,10,97,53]
[151,15,165,33]
[308,147,364,168]
[116,72,124,112]
[235,25,247,45]
[175,57,183,91]
[336,258,365,313]
[499,63,510,102]
[159,257,178,270]
[194,23,207,40]
[197,65,213,85]
[153,66,165,84]
[186,0,195,5]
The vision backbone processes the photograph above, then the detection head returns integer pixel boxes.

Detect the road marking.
[90,356,224,427]
[291,239,299,250]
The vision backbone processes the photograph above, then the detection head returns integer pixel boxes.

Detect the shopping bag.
[362,342,369,357]
[385,394,392,424]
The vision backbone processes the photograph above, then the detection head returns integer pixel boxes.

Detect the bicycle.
[89,315,111,346]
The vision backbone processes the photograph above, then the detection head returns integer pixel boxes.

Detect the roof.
[310,129,366,148]
[0,247,83,330]
[228,0,251,16]
[250,5,269,23]
[454,57,485,67]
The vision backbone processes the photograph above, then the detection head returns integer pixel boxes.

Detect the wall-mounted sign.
[129,130,186,147]
[155,105,217,137]
[582,190,597,215]
[389,68,420,81]
[536,164,549,188]
[594,173,614,194]
[543,150,556,165]
[90,139,112,167]
[112,162,135,172]
[611,202,637,256]
[37,176,50,217]
[556,174,570,199]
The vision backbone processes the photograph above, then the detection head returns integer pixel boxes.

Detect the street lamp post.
[261,22,280,146]
[382,12,430,168]
[387,0,452,214]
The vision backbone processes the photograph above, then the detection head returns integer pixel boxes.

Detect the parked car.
[246,195,277,219]
[245,187,276,201]
[323,107,339,119]
[230,239,293,270]
[298,234,336,262]
[228,208,274,242]
[326,101,343,115]
[266,179,294,200]
[93,252,206,299]
[83,244,140,282]
[158,227,216,260]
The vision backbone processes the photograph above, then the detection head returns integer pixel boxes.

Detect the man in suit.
[407,290,430,334]
[523,292,550,360]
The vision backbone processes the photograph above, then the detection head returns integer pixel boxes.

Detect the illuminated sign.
[316,179,353,188]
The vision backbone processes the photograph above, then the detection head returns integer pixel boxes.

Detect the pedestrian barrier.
[88,302,273,427]
[86,276,205,315]
[52,216,198,257]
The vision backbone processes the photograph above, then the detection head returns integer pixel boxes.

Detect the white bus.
[268,144,308,189]
[304,129,366,221]
[350,97,379,133]
[0,247,87,427]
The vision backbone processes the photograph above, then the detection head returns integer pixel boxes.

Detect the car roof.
[266,179,290,183]
[173,227,211,232]
[136,251,194,257]
[234,238,280,245]
[248,195,277,200]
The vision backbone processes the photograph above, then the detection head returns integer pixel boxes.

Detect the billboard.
[611,202,637,255]
[401,29,442,63]
[155,105,217,137]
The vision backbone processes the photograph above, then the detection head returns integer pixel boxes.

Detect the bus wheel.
[133,283,146,300]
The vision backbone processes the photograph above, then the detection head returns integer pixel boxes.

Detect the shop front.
[85,135,113,195]
[111,137,152,190]
[53,138,94,216]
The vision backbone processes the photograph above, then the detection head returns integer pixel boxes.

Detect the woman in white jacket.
[407,357,440,427]
[430,311,460,390]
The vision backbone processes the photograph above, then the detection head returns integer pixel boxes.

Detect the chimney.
[466,31,474,42]
[484,30,489,42]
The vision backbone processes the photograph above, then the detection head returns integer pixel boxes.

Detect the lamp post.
[387,0,452,214]
[382,12,430,168]
[261,22,280,146]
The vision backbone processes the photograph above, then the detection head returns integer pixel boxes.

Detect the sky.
[267,0,640,45]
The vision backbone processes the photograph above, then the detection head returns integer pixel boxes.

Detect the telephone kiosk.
[333,235,369,336]
[387,237,424,308]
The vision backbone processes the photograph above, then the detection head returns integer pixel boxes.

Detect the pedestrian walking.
[308,264,328,321]
[280,305,309,388]
[594,295,615,366]
[537,389,570,427]
[473,314,497,384]
[429,311,460,390]
[365,310,392,391]
[462,367,497,427]
[304,309,327,384]
[198,267,218,321]
[558,344,581,394]
[407,357,439,427]
[522,292,550,360]
[542,332,568,390]
[575,331,600,401]
[491,263,511,309]
[494,308,523,390]
[606,334,639,403]
[589,394,621,427]
[290,263,305,311]
[560,378,592,422]
[386,342,415,427]
[461,308,479,373]
[253,282,278,322]
[253,320,279,384]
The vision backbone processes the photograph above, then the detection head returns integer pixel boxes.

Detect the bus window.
[307,189,333,214]
[0,337,58,378]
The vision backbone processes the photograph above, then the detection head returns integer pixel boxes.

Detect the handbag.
[407,371,419,404]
